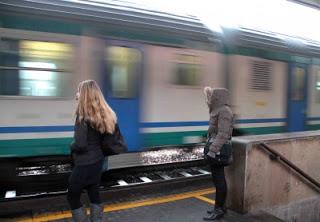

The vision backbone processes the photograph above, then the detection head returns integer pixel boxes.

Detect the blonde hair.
[75,80,117,134]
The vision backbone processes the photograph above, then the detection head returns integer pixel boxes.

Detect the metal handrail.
[259,143,320,191]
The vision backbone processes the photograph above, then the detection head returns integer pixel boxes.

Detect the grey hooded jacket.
[204,87,234,153]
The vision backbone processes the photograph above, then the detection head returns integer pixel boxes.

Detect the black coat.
[70,120,104,166]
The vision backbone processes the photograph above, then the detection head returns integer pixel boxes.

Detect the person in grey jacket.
[68,80,117,222]
[203,87,234,221]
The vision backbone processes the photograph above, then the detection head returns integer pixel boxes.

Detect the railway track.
[1,164,211,201]
[1,145,207,202]
[0,146,214,218]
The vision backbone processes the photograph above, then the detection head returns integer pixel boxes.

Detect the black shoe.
[207,207,227,214]
[203,208,225,221]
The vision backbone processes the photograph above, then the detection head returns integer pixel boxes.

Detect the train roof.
[222,27,320,57]
[1,0,319,57]
[0,0,220,48]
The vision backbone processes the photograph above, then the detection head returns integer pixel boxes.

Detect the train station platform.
[7,181,283,222]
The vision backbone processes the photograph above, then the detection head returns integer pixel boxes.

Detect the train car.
[1,0,320,177]
[222,27,320,134]
[0,0,222,177]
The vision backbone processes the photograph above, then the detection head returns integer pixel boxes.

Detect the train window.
[0,39,73,97]
[106,46,141,98]
[291,67,305,101]
[250,61,272,91]
[172,54,201,86]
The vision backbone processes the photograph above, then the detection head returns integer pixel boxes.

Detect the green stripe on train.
[143,131,207,147]
[1,125,319,158]
[0,137,73,157]
[142,126,286,146]
[306,124,320,131]
[239,126,285,135]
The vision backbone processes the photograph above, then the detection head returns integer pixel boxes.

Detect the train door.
[287,63,308,131]
[103,42,143,151]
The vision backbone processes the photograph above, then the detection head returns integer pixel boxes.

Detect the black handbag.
[204,137,233,166]
[101,124,128,156]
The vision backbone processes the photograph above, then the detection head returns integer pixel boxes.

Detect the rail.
[259,143,320,192]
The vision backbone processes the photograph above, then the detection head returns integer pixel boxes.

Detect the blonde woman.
[68,80,117,222]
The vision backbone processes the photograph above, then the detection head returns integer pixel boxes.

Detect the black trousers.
[210,164,227,208]
[67,159,104,210]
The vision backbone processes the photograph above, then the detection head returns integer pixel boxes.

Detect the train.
[1,0,320,165]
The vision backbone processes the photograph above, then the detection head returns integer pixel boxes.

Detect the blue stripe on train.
[0,118,295,133]
[306,117,320,121]
[140,118,287,127]
[236,118,287,124]
[140,121,209,127]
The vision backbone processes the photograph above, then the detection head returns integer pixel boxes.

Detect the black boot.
[207,206,227,214]
[203,207,225,221]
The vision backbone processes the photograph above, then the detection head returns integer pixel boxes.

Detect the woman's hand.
[207,150,216,158]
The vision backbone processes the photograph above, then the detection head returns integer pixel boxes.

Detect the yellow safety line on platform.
[194,195,215,204]
[15,188,215,222]
[103,188,216,212]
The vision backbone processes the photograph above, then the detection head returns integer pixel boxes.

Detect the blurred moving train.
[1,0,320,163]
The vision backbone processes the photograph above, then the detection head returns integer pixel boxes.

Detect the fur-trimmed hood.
[204,87,230,114]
